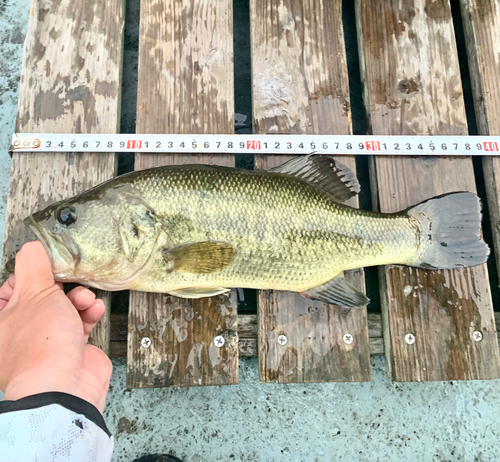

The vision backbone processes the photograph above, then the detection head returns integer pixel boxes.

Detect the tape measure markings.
[10,133,500,156]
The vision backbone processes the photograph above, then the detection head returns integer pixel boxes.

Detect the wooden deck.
[2,0,499,386]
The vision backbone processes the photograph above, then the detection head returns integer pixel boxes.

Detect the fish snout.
[22,214,76,277]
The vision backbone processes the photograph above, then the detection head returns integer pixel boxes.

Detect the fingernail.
[5,258,15,274]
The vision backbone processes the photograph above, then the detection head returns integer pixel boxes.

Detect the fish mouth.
[23,215,78,278]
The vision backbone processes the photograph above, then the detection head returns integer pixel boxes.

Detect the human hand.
[0,241,112,412]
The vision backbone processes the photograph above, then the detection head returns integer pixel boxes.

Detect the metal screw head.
[277,334,288,346]
[405,333,416,345]
[13,140,20,146]
[214,335,225,347]
[141,337,151,348]
[33,140,40,147]
[343,332,354,345]
[473,331,483,342]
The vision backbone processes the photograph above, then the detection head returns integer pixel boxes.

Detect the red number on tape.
[366,141,380,151]
[246,140,261,150]
[484,141,499,152]
[127,140,142,149]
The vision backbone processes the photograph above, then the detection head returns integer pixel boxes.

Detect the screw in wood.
[343,332,354,344]
[214,335,225,347]
[405,333,416,345]
[473,331,483,342]
[141,337,151,348]
[277,334,288,346]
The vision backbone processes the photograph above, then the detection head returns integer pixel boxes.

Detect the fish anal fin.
[168,287,230,299]
[300,273,369,308]
[268,155,360,203]
[162,241,236,274]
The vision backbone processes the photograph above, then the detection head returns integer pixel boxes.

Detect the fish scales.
[106,165,418,292]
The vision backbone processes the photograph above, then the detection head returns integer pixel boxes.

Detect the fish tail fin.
[407,192,489,270]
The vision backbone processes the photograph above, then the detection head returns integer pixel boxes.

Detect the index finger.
[0,275,15,311]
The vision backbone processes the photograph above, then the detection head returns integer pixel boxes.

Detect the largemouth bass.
[20,155,488,308]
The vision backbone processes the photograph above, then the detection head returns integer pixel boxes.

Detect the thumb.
[14,241,55,292]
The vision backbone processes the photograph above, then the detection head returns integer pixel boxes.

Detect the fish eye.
[56,206,77,227]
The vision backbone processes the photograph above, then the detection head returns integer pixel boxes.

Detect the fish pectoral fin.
[300,274,369,308]
[168,287,230,299]
[162,241,236,274]
[267,155,360,203]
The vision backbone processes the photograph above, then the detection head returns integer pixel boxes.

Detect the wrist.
[3,365,107,412]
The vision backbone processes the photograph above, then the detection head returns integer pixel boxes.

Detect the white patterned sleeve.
[0,392,113,462]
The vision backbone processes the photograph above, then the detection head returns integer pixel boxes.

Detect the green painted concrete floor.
[0,0,499,461]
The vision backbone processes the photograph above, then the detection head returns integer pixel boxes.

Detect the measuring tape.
[10,133,500,156]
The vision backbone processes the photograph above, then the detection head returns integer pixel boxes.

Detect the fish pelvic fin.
[407,192,490,269]
[267,155,360,203]
[300,273,369,308]
[162,241,236,274]
[167,287,230,298]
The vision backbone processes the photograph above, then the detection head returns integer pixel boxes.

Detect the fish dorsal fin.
[268,155,360,203]
[168,287,230,298]
[301,273,369,308]
[162,241,236,274]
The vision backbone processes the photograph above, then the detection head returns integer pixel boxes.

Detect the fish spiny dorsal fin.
[267,155,360,203]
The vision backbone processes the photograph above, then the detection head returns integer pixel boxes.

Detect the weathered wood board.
[126,0,238,388]
[356,0,500,381]
[111,312,389,358]
[1,0,125,354]
[251,0,371,383]
[460,0,500,285]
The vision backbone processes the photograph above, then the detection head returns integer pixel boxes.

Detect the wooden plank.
[250,0,371,383]
[0,0,124,355]
[356,0,500,381]
[126,0,238,388]
[111,312,387,358]
[460,0,500,282]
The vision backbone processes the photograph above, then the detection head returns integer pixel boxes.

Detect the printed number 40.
[484,142,499,151]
